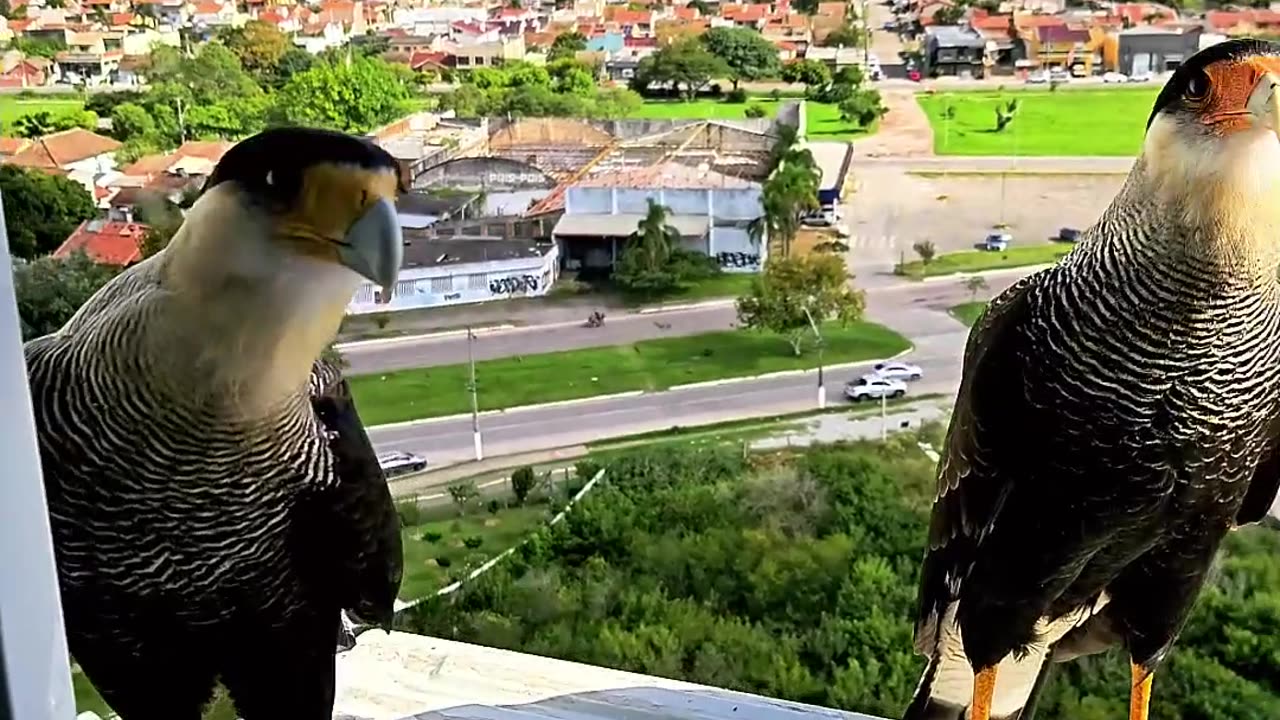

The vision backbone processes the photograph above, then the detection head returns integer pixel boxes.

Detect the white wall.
[347,247,560,314]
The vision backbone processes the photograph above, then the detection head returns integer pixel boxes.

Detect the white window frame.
[0,191,78,719]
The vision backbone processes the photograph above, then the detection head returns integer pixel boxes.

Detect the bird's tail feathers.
[904,603,1051,720]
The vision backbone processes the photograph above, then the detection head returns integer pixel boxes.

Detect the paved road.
[366,273,1026,465]
[343,272,1022,374]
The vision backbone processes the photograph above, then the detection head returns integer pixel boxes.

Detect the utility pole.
[802,303,825,409]
[467,326,483,461]
[861,0,870,67]
[880,392,888,441]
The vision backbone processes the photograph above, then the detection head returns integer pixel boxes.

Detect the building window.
[431,276,453,294]
[353,284,375,303]
[468,273,488,291]
[395,279,418,297]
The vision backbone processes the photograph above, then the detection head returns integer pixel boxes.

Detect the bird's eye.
[361,190,369,206]
[1185,71,1211,101]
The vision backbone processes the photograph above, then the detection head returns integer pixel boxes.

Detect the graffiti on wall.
[715,251,761,270]
[489,275,540,295]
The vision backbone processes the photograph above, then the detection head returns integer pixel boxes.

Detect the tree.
[837,88,888,127]
[933,4,966,25]
[822,24,863,48]
[633,37,729,100]
[736,253,866,356]
[964,275,988,302]
[781,59,831,87]
[615,199,680,296]
[448,480,480,515]
[549,31,587,62]
[995,98,1020,132]
[686,0,710,14]
[219,20,290,78]
[12,109,97,138]
[701,27,781,90]
[752,143,820,257]
[266,47,316,89]
[13,252,119,340]
[272,57,410,133]
[0,166,97,259]
[512,466,536,505]
[912,240,937,265]
[109,102,156,141]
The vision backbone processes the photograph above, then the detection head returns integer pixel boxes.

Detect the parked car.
[1048,68,1071,83]
[845,376,908,402]
[1058,227,1082,243]
[1025,70,1049,84]
[377,450,428,478]
[802,207,840,227]
[871,361,924,381]
[1129,70,1153,83]
[1102,72,1128,84]
[983,232,1012,251]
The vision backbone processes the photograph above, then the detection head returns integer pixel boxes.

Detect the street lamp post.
[467,326,483,461]
[802,304,826,409]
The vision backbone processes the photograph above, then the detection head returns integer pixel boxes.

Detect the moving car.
[1102,72,1128,84]
[845,376,908,402]
[870,361,924,381]
[983,232,1012,251]
[1058,227,1082,242]
[377,450,429,478]
[1129,70,1153,83]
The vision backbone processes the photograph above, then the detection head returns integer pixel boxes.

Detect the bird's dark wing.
[1235,413,1280,526]
[913,274,1038,650]
[298,359,403,628]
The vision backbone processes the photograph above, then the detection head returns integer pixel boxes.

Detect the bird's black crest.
[202,126,401,206]
[1147,38,1280,130]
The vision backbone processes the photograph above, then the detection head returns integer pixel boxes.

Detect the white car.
[870,361,924,381]
[845,376,908,402]
[377,450,428,478]
[1025,70,1049,85]
[1048,68,1071,83]
[1129,70,1153,83]
[1102,72,1128,84]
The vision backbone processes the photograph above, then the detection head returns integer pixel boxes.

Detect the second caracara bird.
[904,39,1280,720]
[25,128,405,719]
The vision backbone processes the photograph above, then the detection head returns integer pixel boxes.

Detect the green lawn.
[350,322,911,425]
[949,302,987,327]
[399,503,549,601]
[630,99,874,140]
[917,88,1159,156]
[0,95,85,127]
[896,243,1071,278]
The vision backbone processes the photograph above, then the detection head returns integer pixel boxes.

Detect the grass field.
[349,322,911,425]
[630,99,874,140]
[399,503,549,601]
[0,95,85,127]
[896,243,1072,278]
[949,302,987,327]
[917,88,1159,156]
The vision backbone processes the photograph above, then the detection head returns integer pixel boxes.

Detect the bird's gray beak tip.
[339,197,403,290]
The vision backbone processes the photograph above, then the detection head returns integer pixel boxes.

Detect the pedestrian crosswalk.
[841,234,902,250]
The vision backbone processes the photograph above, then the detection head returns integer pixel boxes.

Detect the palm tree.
[752,146,820,258]
[628,198,680,272]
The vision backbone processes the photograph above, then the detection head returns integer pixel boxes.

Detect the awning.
[552,213,710,238]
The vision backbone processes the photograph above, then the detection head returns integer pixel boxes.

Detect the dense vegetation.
[399,439,1280,720]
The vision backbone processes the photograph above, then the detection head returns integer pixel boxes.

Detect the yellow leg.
[1130,662,1154,720]
[971,665,998,720]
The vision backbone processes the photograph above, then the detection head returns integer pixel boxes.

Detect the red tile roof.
[0,137,30,156]
[110,12,136,25]
[611,8,651,25]
[8,129,120,169]
[53,219,148,266]
[1207,9,1280,30]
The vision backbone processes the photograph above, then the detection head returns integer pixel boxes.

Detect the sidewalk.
[388,445,589,500]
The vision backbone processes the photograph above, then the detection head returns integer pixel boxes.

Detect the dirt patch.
[851,91,935,158]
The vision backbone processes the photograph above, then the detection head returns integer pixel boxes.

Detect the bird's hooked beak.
[338,197,402,294]
[1246,69,1280,143]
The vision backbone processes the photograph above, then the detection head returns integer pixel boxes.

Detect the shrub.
[422,530,443,543]
[744,104,767,119]
[512,466,537,505]
[463,536,484,550]
[435,556,452,568]
[487,499,502,514]
[725,87,748,103]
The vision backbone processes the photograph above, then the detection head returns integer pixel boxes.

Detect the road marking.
[336,324,516,351]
